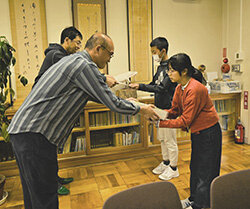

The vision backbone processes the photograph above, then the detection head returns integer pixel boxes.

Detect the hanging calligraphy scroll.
[72,0,107,74]
[127,0,152,83]
[9,0,47,99]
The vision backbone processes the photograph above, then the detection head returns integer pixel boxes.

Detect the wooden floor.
[0,141,250,209]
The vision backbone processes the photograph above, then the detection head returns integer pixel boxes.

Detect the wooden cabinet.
[211,93,241,135]
[0,93,241,177]
[59,101,143,157]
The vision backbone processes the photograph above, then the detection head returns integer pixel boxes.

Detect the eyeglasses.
[101,45,114,58]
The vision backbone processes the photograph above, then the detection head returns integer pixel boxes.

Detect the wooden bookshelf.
[0,93,241,177]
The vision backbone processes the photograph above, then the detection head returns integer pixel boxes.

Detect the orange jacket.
[159,78,219,133]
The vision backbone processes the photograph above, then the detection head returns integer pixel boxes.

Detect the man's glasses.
[101,45,114,58]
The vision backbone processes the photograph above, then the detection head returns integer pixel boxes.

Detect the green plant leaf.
[0,105,5,113]
[0,36,28,142]
[0,91,6,103]
[1,122,10,142]
[12,57,16,66]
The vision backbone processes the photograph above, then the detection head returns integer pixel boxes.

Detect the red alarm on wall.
[221,58,230,73]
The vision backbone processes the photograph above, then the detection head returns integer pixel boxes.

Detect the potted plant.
[0,36,27,204]
[0,36,28,141]
[0,174,7,205]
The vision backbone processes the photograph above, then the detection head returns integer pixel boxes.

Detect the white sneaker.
[181,198,194,209]
[152,162,169,175]
[159,167,179,180]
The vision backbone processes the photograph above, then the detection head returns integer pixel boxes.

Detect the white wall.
[105,0,129,76]
[0,0,12,41]
[153,0,222,73]
[0,0,16,93]
[45,0,73,43]
[223,0,250,144]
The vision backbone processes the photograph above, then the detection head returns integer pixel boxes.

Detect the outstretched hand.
[139,104,160,122]
[129,83,139,90]
[106,75,119,88]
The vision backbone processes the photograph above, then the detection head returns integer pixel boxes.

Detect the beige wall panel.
[128,0,152,82]
[72,0,107,73]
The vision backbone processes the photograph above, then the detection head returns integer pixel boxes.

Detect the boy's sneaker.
[181,198,194,209]
[159,167,179,180]
[152,162,169,175]
[58,177,74,185]
[57,185,70,195]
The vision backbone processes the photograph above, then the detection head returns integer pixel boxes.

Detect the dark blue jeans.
[190,122,222,208]
[11,132,58,209]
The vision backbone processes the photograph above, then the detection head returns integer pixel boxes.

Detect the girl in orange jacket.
[159,53,222,209]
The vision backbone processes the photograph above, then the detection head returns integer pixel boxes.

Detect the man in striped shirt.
[8,33,159,209]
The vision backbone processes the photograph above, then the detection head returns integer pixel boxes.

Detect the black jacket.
[138,60,177,109]
[33,44,68,87]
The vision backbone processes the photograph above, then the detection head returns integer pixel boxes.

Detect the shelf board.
[89,122,140,131]
[72,127,85,133]
[58,150,86,158]
[222,129,234,132]
[217,111,235,116]
[89,143,142,154]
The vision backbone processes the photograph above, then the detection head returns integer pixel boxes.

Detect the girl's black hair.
[168,53,194,76]
[167,53,203,83]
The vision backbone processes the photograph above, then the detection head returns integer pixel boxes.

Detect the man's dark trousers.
[11,132,58,209]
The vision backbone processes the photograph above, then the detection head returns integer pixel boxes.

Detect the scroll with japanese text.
[9,0,47,99]
[72,0,107,74]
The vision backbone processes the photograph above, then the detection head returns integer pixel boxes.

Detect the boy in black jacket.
[33,27,83,87]
[129,37,178,180]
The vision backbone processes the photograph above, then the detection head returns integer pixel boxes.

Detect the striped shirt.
[8,50,140,148]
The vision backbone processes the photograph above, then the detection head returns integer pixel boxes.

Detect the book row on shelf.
[113,129,140,146]
[73,112,85,127]
[89,111,140,126]
[61,127,141,154]
[60,132,86,154]
[219,114,235,131]
[213,99,235,113]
